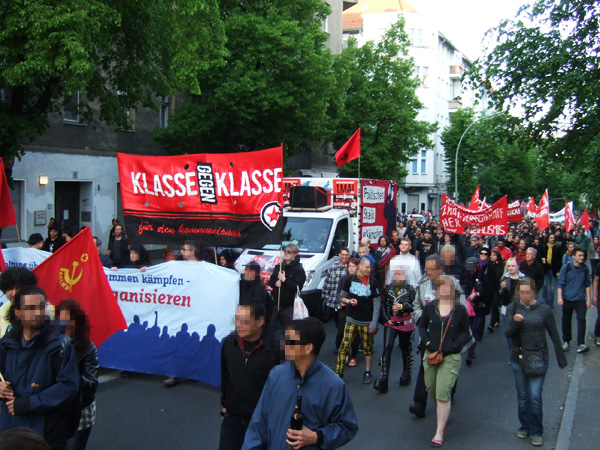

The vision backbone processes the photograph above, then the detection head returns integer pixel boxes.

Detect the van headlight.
[304,270,315,286]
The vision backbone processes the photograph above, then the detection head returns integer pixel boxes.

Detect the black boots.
[374,354,390,393]
[399,351,413,386]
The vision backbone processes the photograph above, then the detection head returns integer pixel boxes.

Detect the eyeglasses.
[480,252,489,256]
[285,250,297,255]
[284,339,306,346]
[234,319,254,325]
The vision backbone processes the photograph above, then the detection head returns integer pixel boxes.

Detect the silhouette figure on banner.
[98,312,223,387]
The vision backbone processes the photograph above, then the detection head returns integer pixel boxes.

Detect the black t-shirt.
[416,238,435,266]
[595,264,600,294]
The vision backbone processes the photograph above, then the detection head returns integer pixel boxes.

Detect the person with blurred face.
[0,287,79,449]
[335,257,381,384]
[519,248,545,294]
[0,267,39,338]
[220,304,278,450]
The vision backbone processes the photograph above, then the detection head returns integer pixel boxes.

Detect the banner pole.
[358,156,360,180]
[15,224,21,246]
[214,247,218,265]
[278,245,283,311]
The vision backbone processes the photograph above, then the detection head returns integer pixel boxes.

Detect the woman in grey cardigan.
[505,277,567,447]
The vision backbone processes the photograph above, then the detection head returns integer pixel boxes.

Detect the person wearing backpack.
[0,286,79,450]
[57,299,99,450]
[557,247,592,353]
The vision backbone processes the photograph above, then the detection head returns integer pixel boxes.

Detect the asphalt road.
[87,309,578,450]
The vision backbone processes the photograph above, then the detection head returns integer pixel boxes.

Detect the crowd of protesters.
[2,212,600,449]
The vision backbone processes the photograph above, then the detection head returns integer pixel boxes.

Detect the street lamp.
[454,111,503,201]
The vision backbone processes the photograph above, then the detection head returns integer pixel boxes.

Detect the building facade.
[343,0,474,215]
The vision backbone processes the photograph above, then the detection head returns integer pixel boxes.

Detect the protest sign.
[440,194,508,236]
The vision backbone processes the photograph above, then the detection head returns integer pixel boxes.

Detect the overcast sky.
[410,0,532,60]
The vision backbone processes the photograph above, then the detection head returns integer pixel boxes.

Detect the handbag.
[519,348,547,377]
[427,313,453,366]
[293,288,309,320]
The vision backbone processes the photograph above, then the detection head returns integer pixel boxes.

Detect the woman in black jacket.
[58,299,99,450]
[419,275,470,447]
[504,278,567,447]
[487,250,506,332]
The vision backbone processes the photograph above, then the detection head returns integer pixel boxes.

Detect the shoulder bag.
[427,313,453,366]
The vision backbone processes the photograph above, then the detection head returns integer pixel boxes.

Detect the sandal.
[431,438,444,447]
[348,358,357,367]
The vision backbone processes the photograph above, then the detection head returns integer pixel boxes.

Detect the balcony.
[449,97,462,111]
[449,65,464,79]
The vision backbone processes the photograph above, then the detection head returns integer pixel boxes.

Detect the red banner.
[33,228,127,346]
[580,209,590,231]
[524,196,536,213]
[117,147,285,246]
[0,158,16,229]
[440,194,508,236]
[535,190,549,230]
[564,200,575,232]
[469,186,480,210]
[507,199,522,222]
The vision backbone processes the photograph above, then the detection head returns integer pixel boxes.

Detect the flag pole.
[358,156,361,180]
[15,224,21,245]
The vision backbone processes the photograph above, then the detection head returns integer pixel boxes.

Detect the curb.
[555,352,584,450]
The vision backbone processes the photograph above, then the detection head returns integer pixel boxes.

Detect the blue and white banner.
[1,248,239,387]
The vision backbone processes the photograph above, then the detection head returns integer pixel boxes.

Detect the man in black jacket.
[519,248,545,294]
[240,262,272,323]
[269,244,306,324]
[220,303,279,450]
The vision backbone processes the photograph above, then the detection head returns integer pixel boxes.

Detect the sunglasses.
[480,252,489,256]
[285,250,297,255]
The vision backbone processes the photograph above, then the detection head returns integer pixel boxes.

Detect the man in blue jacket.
[242,317,358,450]
[0,286,79,450]
[557,248,592,353]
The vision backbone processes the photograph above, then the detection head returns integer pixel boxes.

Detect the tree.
[329,19,436,181]
[0,0,226,174]
[442,108,539,203]
[470,0,600,206]
[153,0,334,157]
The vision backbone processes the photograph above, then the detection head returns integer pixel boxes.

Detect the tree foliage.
[0,0,226,170]
[329,19,436,180]
[470,0,600,206]
[153,0,334,156]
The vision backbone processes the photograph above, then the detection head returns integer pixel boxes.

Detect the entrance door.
[55,182,80,230]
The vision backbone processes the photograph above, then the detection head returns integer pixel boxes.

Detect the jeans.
[562,300,587,346]
[510,360,548,437]
[541,271,556,307]
[64,427,92,450]
[219,414,249,450]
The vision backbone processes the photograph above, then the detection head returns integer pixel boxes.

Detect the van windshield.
[262,217,333,252]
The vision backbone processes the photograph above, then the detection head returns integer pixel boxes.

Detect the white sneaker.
[595,337,600,347]
[562,342,570,352]
[577,344,590,353]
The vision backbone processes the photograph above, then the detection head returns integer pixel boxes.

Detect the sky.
[409,0,532,60]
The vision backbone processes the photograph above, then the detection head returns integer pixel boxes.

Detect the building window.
[421,150,427,174]
[411,158,418,174]
[409,28,423,47]
[117,90,135,131]
[63,92,81,123]
[159,96,169,128]
[0,86,12,103]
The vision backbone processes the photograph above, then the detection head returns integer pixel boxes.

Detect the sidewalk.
[555,308,600,450]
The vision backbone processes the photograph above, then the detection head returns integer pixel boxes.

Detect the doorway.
[55,181,81,230]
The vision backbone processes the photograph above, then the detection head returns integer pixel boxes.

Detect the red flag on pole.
[580,209,590,231]
[335,128,361,167]
[564,200,575,232]
[0,158,17,229]
[469,186,480,211]
[524,196,536,213]
[33,227,127,346]
[535,190,549,230]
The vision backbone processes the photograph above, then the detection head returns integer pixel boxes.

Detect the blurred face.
[393,268,406,284]
[181,244,196,261]
[347,262,358,275]
[526,248,536,262]
[506,260,518,275]
[519,285,535,305]
[438,282,453,299]
[114,225,123,237]
[391,231,398,241]
[16,294,47,331]
[244,267,257,281]
[567,243,575,253]
[519,240,526,250]
[480,250,489,260]
[359,260,371,276]
[399,240,411,254]
[339,250,350,265]
[490,252,498,262]
[235,306,263,341]
[130,250,140,262]
[284,246,298,263]
[425,261,442,281]
[471,237,478,247]
[549,235,556,244]
[284,328,311,363]
[424,232,432,240]
[59,309,75,336]
[220,256,227,266]
[415,229,422,237]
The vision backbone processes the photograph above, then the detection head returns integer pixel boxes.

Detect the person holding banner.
[269,244,306,325]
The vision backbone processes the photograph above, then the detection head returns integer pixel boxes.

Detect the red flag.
[535,190,549,230]
[524,196,536,213]
[469,186,480,210]
[564,200,575,232]
[33,227,126,346]
[335,128,361,167]
[0,158,17,229]
[580,209,590,231]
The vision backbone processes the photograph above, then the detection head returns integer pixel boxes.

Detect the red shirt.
[493,246,513,263]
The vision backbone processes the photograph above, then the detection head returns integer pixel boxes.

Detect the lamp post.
[454,112,502,201]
